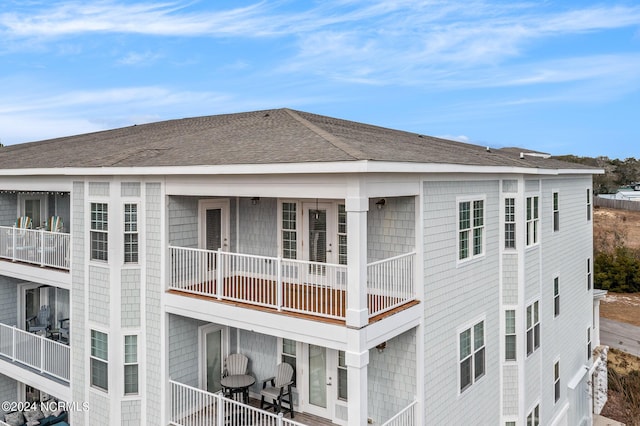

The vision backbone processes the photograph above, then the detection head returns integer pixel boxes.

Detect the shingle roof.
[0,108,594,171]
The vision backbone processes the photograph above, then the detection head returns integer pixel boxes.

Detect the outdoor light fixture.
[376,198,386,210]
[376,342,387,353]
[251,197,260,205]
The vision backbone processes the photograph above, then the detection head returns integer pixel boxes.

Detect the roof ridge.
[283,109,367,160]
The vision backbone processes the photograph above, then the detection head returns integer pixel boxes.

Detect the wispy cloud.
[117,50,162,65]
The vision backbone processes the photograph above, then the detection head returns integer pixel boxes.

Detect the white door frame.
[300,343,339,420]
[198,199,230,251]
[198,324,229,392]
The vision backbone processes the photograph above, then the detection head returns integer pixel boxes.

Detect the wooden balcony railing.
[0,226,70,270]
[0,323,70,382]
[169,246,416,321]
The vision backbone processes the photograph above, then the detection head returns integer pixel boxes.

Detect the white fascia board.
[0,161,603,177]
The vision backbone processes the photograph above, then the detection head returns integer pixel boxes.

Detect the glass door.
[198,200,229,279]
[199,325,226,393]
[303,344,337,419]
[303,202,336,270]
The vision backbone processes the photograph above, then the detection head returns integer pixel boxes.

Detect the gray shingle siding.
[237,198,277,257]
[0,276,18,325]
[0,193,17,226]
[121,269,141,328]
[367,196,415,262]
[88,265,110,327]
[71,181,86,423]
[0,374,17,417]
[368,328,417,424]
[168,314,206,387]
[422,179,501,424]
[145,182,162,425]
[167,196,198,247]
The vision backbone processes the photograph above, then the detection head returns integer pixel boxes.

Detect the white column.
[346,328,369,425]
[345,194,368,329]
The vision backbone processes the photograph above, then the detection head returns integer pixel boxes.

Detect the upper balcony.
[0,227,69,270]
[168,246,416,322]
[164,194,421,336]
[0,190,70,284]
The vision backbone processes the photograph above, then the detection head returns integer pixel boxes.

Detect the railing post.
[216,392,224,425]
[40,334,45,374]
[216,249,223,300]
[276,257,282,311]
[12,327,16,361]
[39,229,45,267]
[277,412,284,426]
[11,228,16,262]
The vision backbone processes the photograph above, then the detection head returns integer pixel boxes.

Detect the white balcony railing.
[169,247,416,321]
[367,252,416,317]
[0,323,70,382]
[0,226,70,270]
[381,400,418,426]
[169,380,305,426]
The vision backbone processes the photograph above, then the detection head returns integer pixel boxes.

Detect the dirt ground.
[594,206,640,251]
[600,292,640,327]
[593,208,640,424]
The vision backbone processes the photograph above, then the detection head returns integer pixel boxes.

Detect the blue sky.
[1,1,639,159]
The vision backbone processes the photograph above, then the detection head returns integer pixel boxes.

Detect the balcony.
[0,323,70,383]
[169,380,417,426]
[168,247,416,322]
[0,226,70,271]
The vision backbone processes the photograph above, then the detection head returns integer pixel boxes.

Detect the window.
[526,196,539,246]
[91,330,108,391]
[337,350,347,401]
[282,203,297,259]
[554,361,560,403]
[459,200,484,260]
[587,327,592,361]
[459,320,485,392]
[124,335,138,395]
[505,310,516,361]
[587,258,592,291]
[526,301,540,356]
[281,338,297,387]
[90,203,108,261]
[124,204,138,263]
[527,405,540,426]
[554,277,560,317]
[338,204,347,265]
[553,192,559,232]
[587,189,592,221]
[504,198,516,249]
[506,423,516,426]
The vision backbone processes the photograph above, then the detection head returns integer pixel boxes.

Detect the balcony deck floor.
[168,275,419,325]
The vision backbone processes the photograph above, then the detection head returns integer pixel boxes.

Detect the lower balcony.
[169,380,417,426]
[168,246,417,322]
[0,322,70,383]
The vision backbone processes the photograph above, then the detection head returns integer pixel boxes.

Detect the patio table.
[221,374,255,403]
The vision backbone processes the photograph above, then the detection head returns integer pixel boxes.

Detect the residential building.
[0,109,606,425]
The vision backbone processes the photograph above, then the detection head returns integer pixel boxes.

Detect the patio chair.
[15,216,32,229]
[260,363,294,418]
[223,353,249,377]
[58,318,70,343]
[27,305,51,334]
[45,216,63,233]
